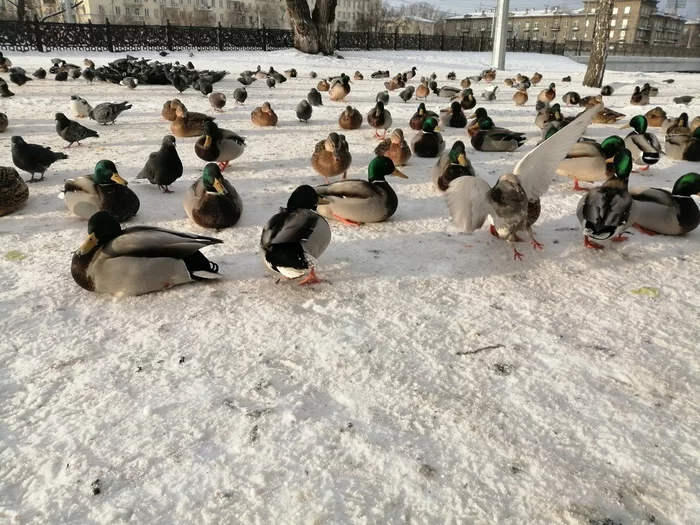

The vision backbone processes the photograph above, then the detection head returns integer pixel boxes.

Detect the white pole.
[65,0,75,23]
[491,0,510,70]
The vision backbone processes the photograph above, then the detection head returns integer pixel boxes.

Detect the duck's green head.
[694,126,700,140]
[343,74,352,84]
[464,88,474,96]
[368,156,408,182]
[422,116,442,133]
[76,211,122,255]
[623,115,648,134]
[287,185,328,211]
[550,103,562,120]
[672,173,700,196]
[548,82,556,90]
[477,116,494,130]
[448,141,469,166]
[470,107,488,120]
[613,148,633,180]
[93,160,126,185]
[202,163,227,194]
[544,125,559,140]
[601,136,626,159]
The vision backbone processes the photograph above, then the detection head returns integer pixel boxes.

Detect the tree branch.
[40,0,84,22]
[6,0,17,6]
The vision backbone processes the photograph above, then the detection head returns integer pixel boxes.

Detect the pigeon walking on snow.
[89,101,132,125]
[9,70,32,86]
[209,93,227,112]
[70,95,92,118]
[136,135,183,193]
[55,112,99,147]
[296,100,313,123]
[33,67,46,79]
[11,136,68,182]
[233,87,247,104]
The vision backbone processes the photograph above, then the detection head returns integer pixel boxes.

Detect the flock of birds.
[1,53,699,296]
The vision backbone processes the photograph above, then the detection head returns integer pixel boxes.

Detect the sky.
[387,0,699,20]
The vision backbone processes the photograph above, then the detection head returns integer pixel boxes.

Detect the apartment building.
[445,0,687,46]
[683,20,700,47]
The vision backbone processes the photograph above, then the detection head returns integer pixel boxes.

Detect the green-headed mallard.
[432,141,475,192]
[184,163,242,229]
[471,116,526,152]
[194,120,246,171]
[339,106,362,130]
[251,102,278,127]
[411,117,445,158]
[576,148,636,249]
[446,105,602,260]
[630,86,649,106]
[513,89,528,106]
[644,107,667,128]
[311,132,352,183]
[628,173,700,235]
[329,74,351,102]
[454,88,476,110]
[260,185,331,285]
[440,101,467,128]
[621,115,661,170]
[665,126,700,161]
[171,102,215,138]
[72,211,222,295]
[60,160,139,222]
[374,128,411,166]
[537,83,556,104]
[0,166,28,216]
[556,135,626,190]
[367,101,392,139]
[315,156,407,225]
[410,102,437,131]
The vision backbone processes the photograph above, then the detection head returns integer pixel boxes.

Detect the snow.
[1,49,699,524]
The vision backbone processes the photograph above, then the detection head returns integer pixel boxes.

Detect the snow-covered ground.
[1,49,699,524]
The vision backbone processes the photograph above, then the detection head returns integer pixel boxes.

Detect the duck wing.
[315,180,376,200]
[107,226,222,258]
[444,176,494,232]
[515,104,601,201]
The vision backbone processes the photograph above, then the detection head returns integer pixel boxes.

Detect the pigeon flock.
[1,53,699,297]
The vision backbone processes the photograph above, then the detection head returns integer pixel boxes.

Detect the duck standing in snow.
[194,120,246,171]
[367,101,392,139]
[338,106,362,130]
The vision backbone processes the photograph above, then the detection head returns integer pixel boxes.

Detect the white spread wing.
[444,176,494,233]
[514,104,602,201]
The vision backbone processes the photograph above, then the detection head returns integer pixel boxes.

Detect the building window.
[125,7,130,14]
[134,8,139,15]
[525,22,530,29]
[586,20,589,27]
[534,22,539,28]
[144,8,148,16]
[591,8,596,14]
[622,18,628,28]
[481,22,485,30]
[584,31,587,38]
[456,23,461,30]
[620,30,626,40]
[609,30,614,38]
[624,6,631,14]
[612,7,618,14]
[115,6,120,13]
[564,21,568,27]
[543,32,547,37]
[611,19,616,27]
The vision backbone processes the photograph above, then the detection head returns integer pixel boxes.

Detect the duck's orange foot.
[573,179,589,191]
[633,223,657,236]
[611,234,629,243]
[299,267,323,286]
[584,236,604,249]
[333,213,362,226]
[531,239,544,251]
[512,247,525,261]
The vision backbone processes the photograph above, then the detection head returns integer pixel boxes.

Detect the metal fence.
[0,16,698,58]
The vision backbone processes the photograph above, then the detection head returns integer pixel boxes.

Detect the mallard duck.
[601,85,614,96]
[661,115,680,135]
[691,116,700,133]
[411,117,445,158]
[0,166,28,216]
[461,78,472,89]
[578,95,602,109]
[535,103,562,130]
[628,173,700,235]
[504,78,514,87]
[513,89,528,106]
[577,148,635,249]
[260,185,331,285]
[72,211,222,295]
[184,163,242,229]
[531,72,543,85]
[467,107,490,136]
[194,120,246,171]
[630,86,649,106]
[315,156,407,226]
[642,83,659,97]
[339,106,362,130]
[665,112,691,137]
[592,107,626,124]
[456,88,477,110]
[410,102,437,131]
[644,107,667,127]
[537,83,556,104]
[0,112,8,133]
[440,101,467,128]
[374,128,411,166]
[483,69,496,83]
[251,102,278,126]
[665,126,700,161]
[60,160,139,222]
[353,71,363,81]
[562,91,581,107]
[555,135,626,190]
[171,102,215,138]
[482,87,497,101]
[162,99,180,121]
[621,115,662,170]
[471,116,526,152]
[562,75,572,83]
[329,74,351,102]
[435,85,461,98]
[311,132,352,183]
[432,141,475,192]
[367,101,392,139]
[416,83,430,100]
[446,105,601,260]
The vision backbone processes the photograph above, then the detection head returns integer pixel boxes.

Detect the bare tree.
[583,0,614,87]
[254,0,284,28]
[356,0,391,33]
[39,1,84,22]
[4,0,35,20]
[285,0,338,55]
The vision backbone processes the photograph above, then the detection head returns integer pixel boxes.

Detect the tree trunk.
[16,0,27,21]
[286,0,338,55]
[583,0,614,87]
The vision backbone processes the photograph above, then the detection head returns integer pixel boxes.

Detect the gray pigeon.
[674,95,694,105]
[1,83,14,97]
[10,70,32,86]
[309,71,317,79]
[33,68,46,79]
[11,136,68,182]
[136,135,183,193]
[209,92,226,112]
[376,91,389,104]
[82,68,95,83]
[89,101,132,125]
[266,77,276,89]
[482,87,498,101]
[68,68,81,80]
[399,86,414,103]
[307,88,323,106]
[233,87,247,104]
[55,112,99,147]
[198,79,213,96]
[295,100,312,123]
[120,77,138,89]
